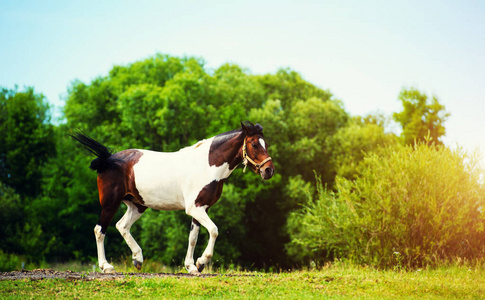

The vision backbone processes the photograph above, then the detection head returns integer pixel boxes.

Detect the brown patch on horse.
[97,150,145,210]
[118,150,145,205]
[194,179,226,208]
[194,141,204,149]
[96,171,124,233]
[209,130,244,169]
[95,149,147,233]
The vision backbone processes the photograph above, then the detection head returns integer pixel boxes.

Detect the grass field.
[1,261,484,299]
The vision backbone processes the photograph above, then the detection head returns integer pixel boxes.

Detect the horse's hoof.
[196,259,205,273]
[189,269,201,276]
[133,259,143,270]
[103,266,115,274]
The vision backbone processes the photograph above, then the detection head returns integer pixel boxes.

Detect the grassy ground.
[1,262,484,299]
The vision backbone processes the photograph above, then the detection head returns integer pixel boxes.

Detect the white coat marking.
[259,138,266,149]
[132,137,233,212]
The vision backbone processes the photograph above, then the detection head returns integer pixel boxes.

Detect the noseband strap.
[242,139,272,173]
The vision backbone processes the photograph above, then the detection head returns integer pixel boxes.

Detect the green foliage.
[0,182,24,254]
[139,209,189,266]
[393,87,449,146]
[0,87,55,198]
[328,116,398,180]
[249,96,347,186]
[0,181,54,263]
[288,142,485,268]
[0,250,22,272]
[0,87,57,263]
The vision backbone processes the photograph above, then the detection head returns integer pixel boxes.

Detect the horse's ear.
[255,123,263,132]
[241,122,249,135]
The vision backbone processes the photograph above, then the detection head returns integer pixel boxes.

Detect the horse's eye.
[251,142,257,148]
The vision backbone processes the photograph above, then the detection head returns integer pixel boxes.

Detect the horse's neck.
[209,130,245,170]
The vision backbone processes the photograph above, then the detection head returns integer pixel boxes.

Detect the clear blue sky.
[1,0,484,165]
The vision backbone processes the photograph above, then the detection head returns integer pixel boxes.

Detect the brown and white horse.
[71,122,274,274]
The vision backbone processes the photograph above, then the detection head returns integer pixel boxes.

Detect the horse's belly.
[136,182,185,211]
[141,193,185,211]
[133,151,185,211]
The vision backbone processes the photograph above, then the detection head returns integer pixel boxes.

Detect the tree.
[0,87,56,263]
[328,115,398,180]
[0,182,23,253]
[0,87,55,198]
[393,88,449,146]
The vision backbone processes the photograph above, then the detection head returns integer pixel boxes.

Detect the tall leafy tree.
[393,88,449,146]
[0,87,55,198]
[0,87,56,262]
[0,182,23,253]
[328,115,398,180]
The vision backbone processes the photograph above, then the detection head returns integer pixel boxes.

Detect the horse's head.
[241,122,275,180]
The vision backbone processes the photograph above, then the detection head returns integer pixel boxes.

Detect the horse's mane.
[212,121,263,140]
[241,121,264,137]
[181,121,264,152]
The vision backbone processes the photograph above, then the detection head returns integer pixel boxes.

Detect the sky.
[1,0,484,166]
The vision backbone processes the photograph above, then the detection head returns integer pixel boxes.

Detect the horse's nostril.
[265,168,274,177]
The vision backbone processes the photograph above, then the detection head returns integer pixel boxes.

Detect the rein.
[242,139,272,173]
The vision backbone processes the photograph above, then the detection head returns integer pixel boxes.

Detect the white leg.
[186,206,218,274]
[185,219,201,274]
[116,201,144,270]
[94,225,115,273]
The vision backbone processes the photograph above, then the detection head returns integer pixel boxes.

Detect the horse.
[70,121,275,274]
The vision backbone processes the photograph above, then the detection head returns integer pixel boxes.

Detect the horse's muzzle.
[261,166,275,180]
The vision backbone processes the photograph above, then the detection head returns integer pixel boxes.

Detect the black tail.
[70,132,115,173]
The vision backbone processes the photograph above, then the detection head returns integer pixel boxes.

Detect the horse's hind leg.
[95,176,123,273]
[116,200,146,270]
[94,204,120,273]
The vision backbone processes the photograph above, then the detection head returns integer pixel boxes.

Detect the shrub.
[0,250,22,272]
[288,143,485,268]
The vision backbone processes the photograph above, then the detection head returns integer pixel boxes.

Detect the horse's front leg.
[185,206,218,274]
[184,218,201,274]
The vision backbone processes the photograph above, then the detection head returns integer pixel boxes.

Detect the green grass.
[1,262,484,299]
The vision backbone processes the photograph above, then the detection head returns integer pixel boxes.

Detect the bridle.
[242,139,272,173]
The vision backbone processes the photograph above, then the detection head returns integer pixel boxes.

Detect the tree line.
[2,53,482,271]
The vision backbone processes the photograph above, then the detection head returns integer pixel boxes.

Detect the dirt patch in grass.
[0,269,221,281]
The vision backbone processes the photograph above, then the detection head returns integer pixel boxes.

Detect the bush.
[0,250,22,272]
[288,143,485,268]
